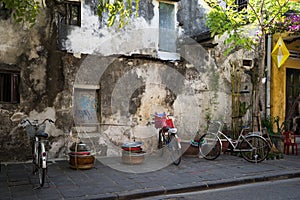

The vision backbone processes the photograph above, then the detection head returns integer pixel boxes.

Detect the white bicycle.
[199,121,270,163]
[20,118,54,187]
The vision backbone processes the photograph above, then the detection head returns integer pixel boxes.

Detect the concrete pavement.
[1,152,300,200]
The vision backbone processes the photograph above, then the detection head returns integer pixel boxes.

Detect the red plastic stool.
[283,131,298,155]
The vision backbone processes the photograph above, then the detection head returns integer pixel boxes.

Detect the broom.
[257,112,280,154]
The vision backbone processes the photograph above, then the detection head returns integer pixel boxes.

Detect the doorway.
[286,68,300,134]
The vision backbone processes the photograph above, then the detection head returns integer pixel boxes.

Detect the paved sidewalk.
[1,153,300,200]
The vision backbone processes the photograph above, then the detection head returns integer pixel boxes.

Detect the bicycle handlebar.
[151,113,173,118]
[20,118,55,127]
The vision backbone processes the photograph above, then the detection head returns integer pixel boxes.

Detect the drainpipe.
[266,34,272,117]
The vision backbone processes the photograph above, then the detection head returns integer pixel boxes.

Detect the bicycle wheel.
[158,130,164,149]
[38,144,46,187]
[158,131,166,157]
[199,133,221,160]
[168,134,181,165]
[32,140,38,175]
[239,135,270,163]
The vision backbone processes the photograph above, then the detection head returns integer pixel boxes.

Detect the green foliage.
[205,0,252,54]
[261,115,287,135]
[204,0,300,55]
[239,101,250,117]
[205,0,300,129]
[1,0,140,29]
[98,0,139,28]
[1,0,40,27]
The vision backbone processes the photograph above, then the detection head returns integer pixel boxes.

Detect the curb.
[96,171,300,200]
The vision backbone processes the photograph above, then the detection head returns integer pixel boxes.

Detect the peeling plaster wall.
[60,0,231,156]
[0,20,26,64]
[177,0,211,36]
[212,34,255,127]
[62,1,157,56]
[0,0,249,161]
[61,0,211,57]
[0,5,79,161]
[92,55,232,156]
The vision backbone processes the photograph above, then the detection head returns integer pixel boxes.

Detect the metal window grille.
[0,72,20,103]
[65,2,81,26]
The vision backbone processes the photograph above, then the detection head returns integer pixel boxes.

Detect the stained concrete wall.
[0,0,253,161]
[72,52,232,157]
[60,0,210,57]
[0,4,79,161]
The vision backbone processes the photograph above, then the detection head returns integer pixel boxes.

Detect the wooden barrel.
[122,150,145,165]
[69,153,95,169]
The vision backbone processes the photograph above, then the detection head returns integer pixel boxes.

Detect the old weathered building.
[0,0,255,161]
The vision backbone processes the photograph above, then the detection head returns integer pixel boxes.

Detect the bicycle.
[154,112,182,165]
[198,121,270,163]
[19,118,55,187]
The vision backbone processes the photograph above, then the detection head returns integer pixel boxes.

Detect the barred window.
[64,1,81,26]
[0,72,20,103]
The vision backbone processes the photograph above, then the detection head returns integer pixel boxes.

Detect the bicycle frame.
[173,133,181,149]
[217,130,245,151]
[20,118,54,187]
[215,129,265,152]
[154,112,182,165]
[39,139,47,169]
[161,130,181,148]
[199,121,270,163]
[33,138,46,167]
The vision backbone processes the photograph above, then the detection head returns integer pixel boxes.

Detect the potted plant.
[261,115,285,159]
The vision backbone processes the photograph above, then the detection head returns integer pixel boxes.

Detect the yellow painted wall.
[271,34,300,128]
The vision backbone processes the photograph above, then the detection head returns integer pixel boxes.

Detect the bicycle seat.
[168,128,177,134]
[162,126,177,133]
[35,131,49,138]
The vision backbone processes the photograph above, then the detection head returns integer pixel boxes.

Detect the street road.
[138,177,300,200]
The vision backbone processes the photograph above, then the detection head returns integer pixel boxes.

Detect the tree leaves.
[1,0,40,27]
[98,0,139,28]
[204,0,300,55]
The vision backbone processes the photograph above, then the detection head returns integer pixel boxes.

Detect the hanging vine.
[98,0,140,28]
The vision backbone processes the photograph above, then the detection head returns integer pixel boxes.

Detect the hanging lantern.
[271,36,290,68]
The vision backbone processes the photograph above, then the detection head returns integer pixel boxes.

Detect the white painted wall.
[63,0,210,60]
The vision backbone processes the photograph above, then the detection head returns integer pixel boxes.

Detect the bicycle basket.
[154,112,167,128]
[166,118,174,128]
[25,124,46,137]
[207,121,223,136]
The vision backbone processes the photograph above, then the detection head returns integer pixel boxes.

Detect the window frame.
[64,1,81,26]
[0,70,20,104]
[157,0,180,60]
[159,1,176,52]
